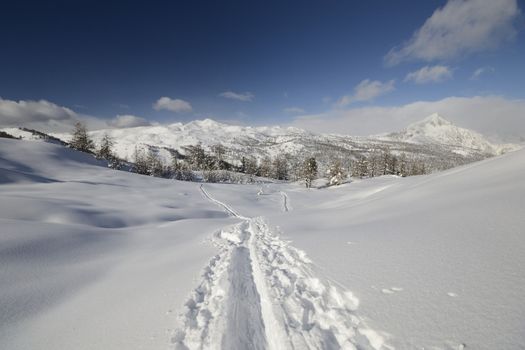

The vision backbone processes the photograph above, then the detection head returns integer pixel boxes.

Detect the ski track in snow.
[172,185,390,350]
[199,184,248,220]
[280,191,291,212]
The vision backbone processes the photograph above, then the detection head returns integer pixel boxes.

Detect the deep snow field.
[1,138,524,350]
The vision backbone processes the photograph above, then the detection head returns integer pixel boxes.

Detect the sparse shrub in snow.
[205,169,240,183]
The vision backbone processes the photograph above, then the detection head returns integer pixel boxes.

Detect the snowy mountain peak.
[386,113,515,155]
[184,118,223,129]
[417,113,452,127]
[404,113,456,138]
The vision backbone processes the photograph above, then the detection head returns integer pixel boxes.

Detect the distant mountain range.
[2,114,520,173]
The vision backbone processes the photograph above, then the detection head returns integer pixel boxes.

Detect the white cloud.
[153,97,192,113]
[291,95,525,141]
[385,0,520,65]
[283,107,305,114]
[0,97,108,132]
[405,65,453,84]
[471,66,495,80]
[0,97,155,132]
[0,97,77,125]
[219,91,254,102]
[337,79,395,106]
[109,114,151,128]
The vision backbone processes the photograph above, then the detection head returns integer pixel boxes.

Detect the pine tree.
[257,156,272,178]
[303,157,317,188]
[326,159,346,186]
[398,153,408,177]
[244,157,258,176]
[185,144,206,170]
[70,122,94,152]
[272,155,289,180]
[146,150,164,177]
[171,157,195,181]
[211,144,227,170]
[352,156,368,178]
[96,133,114,160]
[133,146,149,175]
[381,148,391,175]
[367,149,382,177]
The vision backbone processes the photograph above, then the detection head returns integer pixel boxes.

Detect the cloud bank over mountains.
[291,95,525,142]
[1,95,524,143]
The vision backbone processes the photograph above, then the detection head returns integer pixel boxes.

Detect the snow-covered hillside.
[1,137,523,350]
[383,113,518,155]
[200,148,525,350]
[0,139,238,350]
[0,139,385,350]
[52,119,309,164]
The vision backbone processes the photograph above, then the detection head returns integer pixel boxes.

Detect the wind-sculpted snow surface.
[0,139,236,350]
[172,187,389,350]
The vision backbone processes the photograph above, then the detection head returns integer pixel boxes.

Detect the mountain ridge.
[2,114,520,174]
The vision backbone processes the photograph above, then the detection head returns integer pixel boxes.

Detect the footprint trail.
[171,185,390,350]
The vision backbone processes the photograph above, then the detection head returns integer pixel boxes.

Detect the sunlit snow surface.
[1,138,524,350]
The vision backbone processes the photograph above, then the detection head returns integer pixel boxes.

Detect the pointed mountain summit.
[415,113,452,127]
[387,113,510,155]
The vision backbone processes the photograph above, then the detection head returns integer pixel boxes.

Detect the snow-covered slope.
[1,127,42,140]
[202,148,525,350]
[52,119,309,163]
[1,138,524,349]
[0,139,386,350]
[0,139,235,350]
[384,113,518,155]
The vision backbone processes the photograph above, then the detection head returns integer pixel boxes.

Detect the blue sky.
[0,0,524,139]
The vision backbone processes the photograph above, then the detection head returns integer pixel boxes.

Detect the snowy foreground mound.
[1,138,524,350]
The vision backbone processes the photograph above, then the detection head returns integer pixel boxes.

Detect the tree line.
[69,122,430,188]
